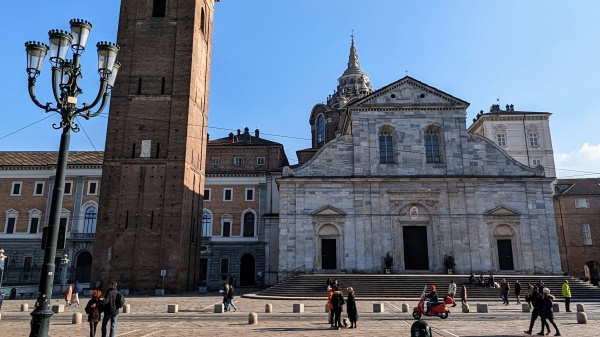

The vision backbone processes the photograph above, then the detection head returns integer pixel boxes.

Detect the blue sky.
[2,1,599,178]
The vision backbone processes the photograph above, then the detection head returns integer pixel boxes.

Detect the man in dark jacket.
[524,286,544,335]
[102,280,125,337]
[514,280,522,304]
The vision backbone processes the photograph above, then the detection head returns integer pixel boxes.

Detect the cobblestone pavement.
[0,291,597,336]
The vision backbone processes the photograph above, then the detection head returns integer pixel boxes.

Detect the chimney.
[255,129,260,138]
[244,127,249,135]
[237,129,241,136]
[207,133,210,141]
[228,132,234,141]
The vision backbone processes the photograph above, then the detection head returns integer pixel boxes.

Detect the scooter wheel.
[412,312,422,319]
[440,312,449,319]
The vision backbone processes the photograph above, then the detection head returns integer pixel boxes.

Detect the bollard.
[123,303,131,314]
[476,303,488,313]
[373,303,385,313]
[167,304,179,313]
[401,303,409,313]
[522,304,531,313]
[20,303,29,311]
[0,313,2,321]
[248,312,258,324]
[462,303,470,313]
[576,304,585,312]
[214,303,224,313]
[51,304,65,313]
[577,312,587,324]
[293,303,304,313]
[552,303,559,312]
[265,303,273,313]
[72,312,83,324]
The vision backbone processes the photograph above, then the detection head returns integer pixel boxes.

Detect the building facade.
[0,152,101,287]
[553,179,600,285]
[467,104,556,177]
[92,0,220,293]
[277,39,562,276]
[201,128,289,289]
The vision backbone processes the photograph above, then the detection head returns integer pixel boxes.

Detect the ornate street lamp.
[25,19,119,337]
[0,248,7,288]
[59,253,69,292]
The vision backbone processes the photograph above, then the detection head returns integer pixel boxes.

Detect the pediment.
[350,76,469,108]
[310,205,347,216]
[485,206,521,217]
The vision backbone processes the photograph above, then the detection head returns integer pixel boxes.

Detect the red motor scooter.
[412,285,455,319]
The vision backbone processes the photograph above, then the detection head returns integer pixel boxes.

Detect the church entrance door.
[240,253,255,286]
[497,239,514,270]
[322,239,337,269]
[403,226,429,270]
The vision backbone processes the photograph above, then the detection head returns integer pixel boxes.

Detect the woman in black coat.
[346,287,358,329]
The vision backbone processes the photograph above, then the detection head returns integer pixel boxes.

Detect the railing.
[277,265,306,284]
[70,233,96,239]
[534,266,556,275]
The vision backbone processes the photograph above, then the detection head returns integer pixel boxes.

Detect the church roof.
[0,151,103,167]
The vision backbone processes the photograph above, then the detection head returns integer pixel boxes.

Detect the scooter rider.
[426,285,438,314]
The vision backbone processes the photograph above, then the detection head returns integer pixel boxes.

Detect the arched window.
[201,210,212,237]
[83,206,97,233]
[379,130,394,163]
[243,212,255,237]
[200,8,206,34]
[425,129,441,163]
[316,114,325,145]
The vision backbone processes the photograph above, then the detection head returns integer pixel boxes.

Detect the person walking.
[327,286,334,328]
[524,286,543,335]
[227,283,238,312]
[65,283,73,307]
[222,284,230,312]
[85,290,103,337]
[515,280,522,304]
[526,283,533,308]
[102,280,125,337]
[562,280,571,312]
[330,286,345,330]
[346,287,358,329]
[460,284,467,304]
[73,280,81,307]
[448,280,457,299]
[539,288,561,336]
[500,279,510,305]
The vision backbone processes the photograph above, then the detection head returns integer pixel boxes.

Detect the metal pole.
[29,127,71,337]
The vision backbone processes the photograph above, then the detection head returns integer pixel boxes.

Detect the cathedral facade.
[278,38,562,275]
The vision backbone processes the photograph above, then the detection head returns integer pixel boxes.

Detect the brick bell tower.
[92,0,220,292]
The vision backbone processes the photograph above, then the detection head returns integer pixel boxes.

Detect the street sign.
[160,270,167,276]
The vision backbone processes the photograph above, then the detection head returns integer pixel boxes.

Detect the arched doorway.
[586,261,599,286]
[239,253,255,286]
[75,251,93,283]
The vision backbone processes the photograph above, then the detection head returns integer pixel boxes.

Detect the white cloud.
[555,143,600,178]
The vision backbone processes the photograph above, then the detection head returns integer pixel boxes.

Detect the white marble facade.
[277,77,562,275]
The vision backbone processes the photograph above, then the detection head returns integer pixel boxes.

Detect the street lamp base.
[30,307,54,337]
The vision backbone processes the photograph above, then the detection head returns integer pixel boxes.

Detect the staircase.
[251,274,600,301]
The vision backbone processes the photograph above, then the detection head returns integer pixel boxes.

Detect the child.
[85,290,103,337]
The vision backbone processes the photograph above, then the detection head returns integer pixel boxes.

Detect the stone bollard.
[21,303,29,311]
[123,303,131,314]
[552,303,559,312]
[522,304,531,313]
[248,312,258,324]
[0,313,2,321]
[577,304,585,312]
[293,303,304,313]
[51,304,65,313]
[577,312,587,324]
[373,303,384,313]
[72,312,83,324]
[265,303,273,313]
[167,304,179,313]
[476,303,488,313]
[401,303,409,313]
[462,303,470,313]
[214,303,224,313]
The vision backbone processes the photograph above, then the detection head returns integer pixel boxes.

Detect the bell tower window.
[153,0,167,17]
[316,114,325,146]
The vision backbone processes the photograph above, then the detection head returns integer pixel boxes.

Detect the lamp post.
[59,254,69,292]
[0,248,7,288]
[25,19,119,337]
